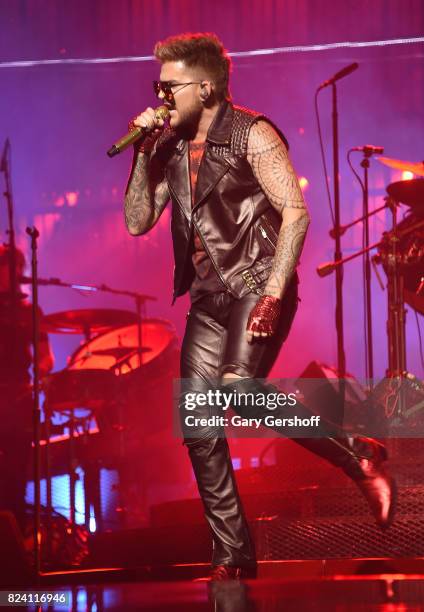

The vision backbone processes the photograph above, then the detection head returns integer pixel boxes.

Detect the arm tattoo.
[264,214,310,298]
[247,120,306,212]
[247,120,311,298]
[124,150,169,235]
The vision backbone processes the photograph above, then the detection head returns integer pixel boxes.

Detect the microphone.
[318,63,359,90]
[107,105,170,158]
[316,261,336,277]
[352,144,384,156]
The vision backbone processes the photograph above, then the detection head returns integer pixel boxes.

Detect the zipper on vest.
[192,220,230,290]
[258,224,277,250]
[261,214,280,242]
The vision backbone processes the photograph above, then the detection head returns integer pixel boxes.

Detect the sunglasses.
[153,80,203,103]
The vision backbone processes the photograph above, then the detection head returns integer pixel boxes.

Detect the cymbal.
[377,156,424,177]
[41,309,141,334]
[386,179,424,210]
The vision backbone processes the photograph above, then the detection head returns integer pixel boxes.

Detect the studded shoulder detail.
[230,105,264,156]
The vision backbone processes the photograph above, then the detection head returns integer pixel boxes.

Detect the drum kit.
[39,305,179,532]
[374,156,424,379]
[317,154,423,423]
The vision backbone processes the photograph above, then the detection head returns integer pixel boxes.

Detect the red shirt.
[188,141,225,301]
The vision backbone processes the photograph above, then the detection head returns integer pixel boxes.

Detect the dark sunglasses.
[153,80,203,102]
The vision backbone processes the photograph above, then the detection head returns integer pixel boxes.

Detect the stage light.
[298,176,309,191]
[232,457,241,470]
[89,514,97,533]
[65,191,79,207]
[401,171,414,180]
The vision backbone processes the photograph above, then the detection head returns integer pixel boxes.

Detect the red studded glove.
[246,295,282,336]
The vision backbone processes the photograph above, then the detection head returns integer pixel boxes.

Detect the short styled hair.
[154,32,231,101]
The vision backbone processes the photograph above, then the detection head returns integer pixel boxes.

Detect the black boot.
[228,378,397,529]
[293,436,396,528]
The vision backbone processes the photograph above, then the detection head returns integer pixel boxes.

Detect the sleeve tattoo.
[247,120,311,298]
[124,150,170,235]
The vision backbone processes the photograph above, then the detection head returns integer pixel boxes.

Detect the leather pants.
[179,286,372,568]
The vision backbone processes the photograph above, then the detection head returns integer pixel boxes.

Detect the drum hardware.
[65,318,177,526]
[91,347,150,358]
[386,179,424,211]
[376,215,424,316]
[317,183,424,421]
[30,279,157,541]
[41,317,178,533]
[22,505,89,569]
[42,395,96,539]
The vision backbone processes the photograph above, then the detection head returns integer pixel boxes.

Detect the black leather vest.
[154,99,297,303]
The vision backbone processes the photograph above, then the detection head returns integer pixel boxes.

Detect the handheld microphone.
[352,144,384,156]
[318,63,359,90]
[316,261,336,277]
[107,105,170,158]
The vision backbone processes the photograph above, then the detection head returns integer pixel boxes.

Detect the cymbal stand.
[43,399,53,561]
[384,198,407,418]
[25,226,42,578]
[68,325,93,532]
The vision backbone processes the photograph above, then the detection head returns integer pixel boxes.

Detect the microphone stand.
[317,66,358,386]
[318,217,424,277]
[360,151,374,390]
[26,226,42,581]
[329,201,389,239]
[331,83,346,404]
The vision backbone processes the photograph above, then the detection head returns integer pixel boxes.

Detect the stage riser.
[89,514,424,566]
[89,439,424,565]
[150,485,424,526]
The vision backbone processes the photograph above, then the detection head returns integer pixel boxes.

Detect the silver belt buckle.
[241,270,263,295]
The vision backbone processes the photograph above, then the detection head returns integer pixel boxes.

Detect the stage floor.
[30,559,424,610]
[29,576,424,611]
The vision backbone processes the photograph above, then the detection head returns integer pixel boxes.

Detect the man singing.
[123,33,395,580]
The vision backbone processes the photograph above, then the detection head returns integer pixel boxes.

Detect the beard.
[173,103,203,140]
